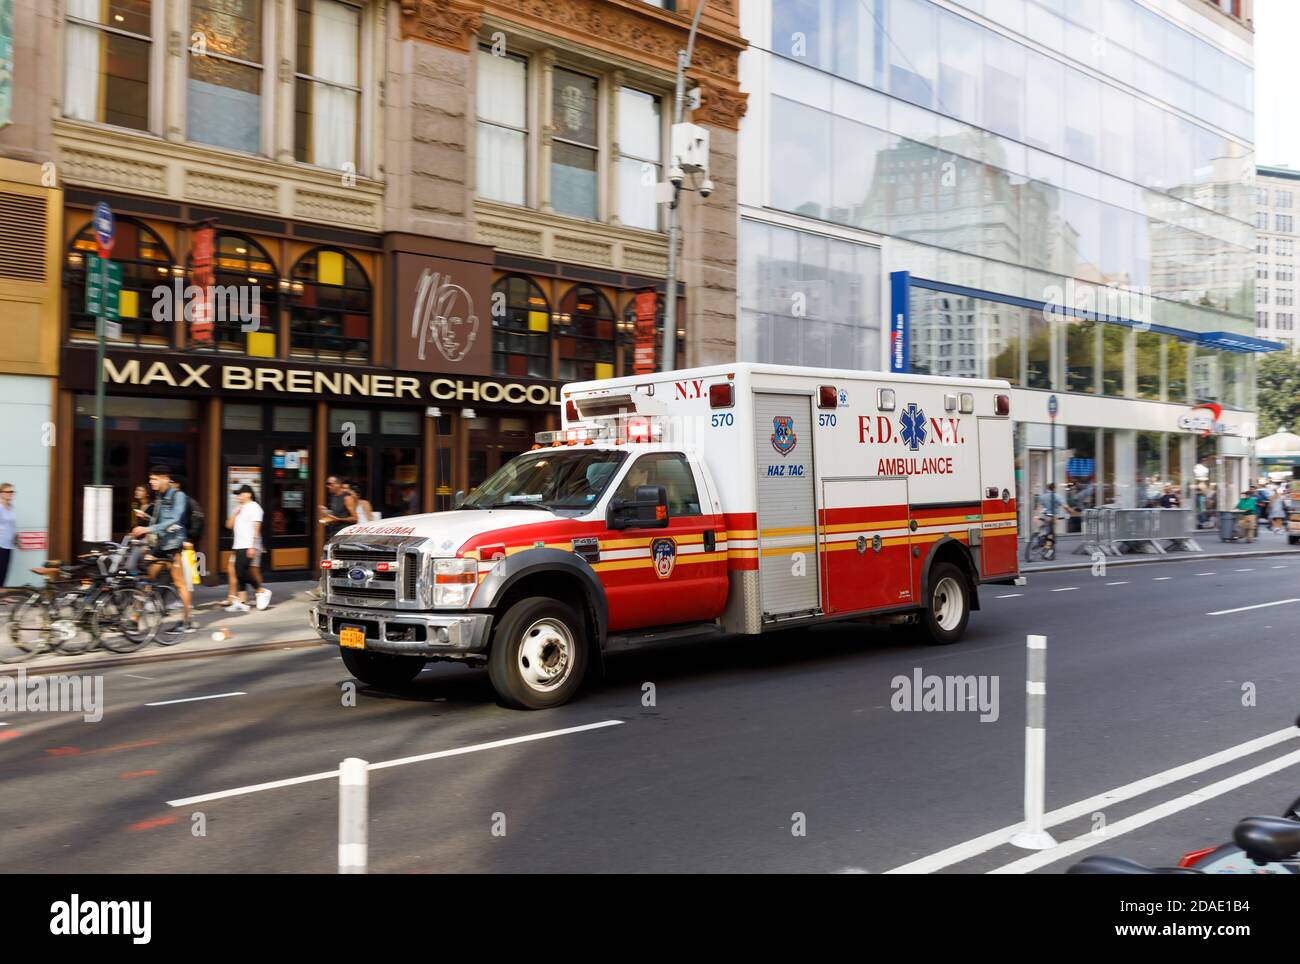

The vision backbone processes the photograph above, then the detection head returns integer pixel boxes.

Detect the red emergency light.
[994,394,1011,416]
[626,416,653,441]
[565,400,579,422]
[818,385,838,409]
[709,383,734,408]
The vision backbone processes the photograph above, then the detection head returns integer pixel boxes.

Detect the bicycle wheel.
[151,585,186,645]
[1,593,50,663]
[50,586,102,656]
[93,588,160,653]
[1024,534,1043,562]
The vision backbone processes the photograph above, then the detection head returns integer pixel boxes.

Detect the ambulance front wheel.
[918,562,970,646]
[488,597,588,710]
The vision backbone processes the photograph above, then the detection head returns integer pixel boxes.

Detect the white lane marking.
[124,674,153,680]
[1207,598,1300,616]
[1104,581,1129,586]
[882,725,1300,874]
[996,593,1023,598]
[0,721,8,726]
[1196,572,1216,576]
[166,720,625,807]
[1235,568,1255,572]
[1273,565,1288,569]
[1050,587,1077,593]
[145,691,247,707]
[1153,576,1172,581]
[988,747,1300,874]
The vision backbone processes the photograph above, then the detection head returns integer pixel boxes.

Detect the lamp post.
[661,0,709,372]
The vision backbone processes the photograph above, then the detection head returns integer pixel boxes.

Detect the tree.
[1256,353,1300,437]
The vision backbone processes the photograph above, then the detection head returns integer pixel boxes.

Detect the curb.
[1024,545,1300,574]
[11,636,323,676]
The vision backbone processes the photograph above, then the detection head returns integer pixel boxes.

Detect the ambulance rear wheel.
[489,597,587,710]
[918,563,970,646]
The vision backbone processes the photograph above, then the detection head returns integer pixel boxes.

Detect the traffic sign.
[85,254,122,321]
[1047,394,1058,418]
[93,201,114,257]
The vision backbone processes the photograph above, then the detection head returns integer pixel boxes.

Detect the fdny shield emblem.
[651,537,677,579]
[771,415,797,456]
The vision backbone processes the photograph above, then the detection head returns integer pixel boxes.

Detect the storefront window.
[223,403,263,431]
[1064,427,1098,514]
[66,218,173,346]
[492,275,551,378]
[557,285,616,382]
[273,406,312,433]
[982,303,1023,383]
[1136,431,1164,505]
[193,232,279,355]
[289,247,371,362]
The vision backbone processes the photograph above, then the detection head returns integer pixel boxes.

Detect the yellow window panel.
[317,250,344,286]
[594,362,614,380]
[247,331,276,357]
[118,289,138,319]
[528,310,549,332]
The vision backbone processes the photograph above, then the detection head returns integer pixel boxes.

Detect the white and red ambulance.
[311,363,1020,708]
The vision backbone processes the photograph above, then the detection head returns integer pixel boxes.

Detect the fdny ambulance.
[311,364,1020,709]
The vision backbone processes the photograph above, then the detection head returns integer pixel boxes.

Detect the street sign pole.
[91,201,115,487]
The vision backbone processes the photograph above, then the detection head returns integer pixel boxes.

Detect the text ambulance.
[311,364,1020,708]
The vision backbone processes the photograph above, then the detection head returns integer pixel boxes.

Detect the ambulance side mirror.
[607,485,669,530]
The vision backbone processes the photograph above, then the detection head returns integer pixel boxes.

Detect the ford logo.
[346,567,371,583]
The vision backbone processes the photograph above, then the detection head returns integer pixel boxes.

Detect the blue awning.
[1197,332,1285,353]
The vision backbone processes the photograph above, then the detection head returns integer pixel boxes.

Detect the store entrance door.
[222,437,314,578]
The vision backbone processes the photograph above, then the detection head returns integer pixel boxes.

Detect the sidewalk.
[15,579,323,674]
[1020,525,1300,572]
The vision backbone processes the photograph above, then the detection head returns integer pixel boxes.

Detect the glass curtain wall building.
[738,0,1272,522]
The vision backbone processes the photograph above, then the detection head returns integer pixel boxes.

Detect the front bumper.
[310,603,493,656]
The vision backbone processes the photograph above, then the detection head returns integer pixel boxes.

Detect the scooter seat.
[1233,815,1300,863]
[1067,855,1198,874]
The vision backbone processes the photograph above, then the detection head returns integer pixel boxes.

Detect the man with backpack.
[130,465,196,633]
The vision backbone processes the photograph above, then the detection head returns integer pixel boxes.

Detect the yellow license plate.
[339,626,365,650]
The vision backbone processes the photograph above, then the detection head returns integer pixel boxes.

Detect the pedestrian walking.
[131,484,152,526]
[0,482,15,586]
[1236,489,1258,543]
[225,485,271,612]
[1269,486,1288,534]
[318,475,357,542]
[129,466,196,632]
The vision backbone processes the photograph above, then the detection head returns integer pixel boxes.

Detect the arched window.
[188,232,279,354]
[66,218,173,346]
[557,285,615,382]
[288,247,371,362]
[491,274,551,378]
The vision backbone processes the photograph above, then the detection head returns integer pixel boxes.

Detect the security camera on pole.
[658,1,713,373]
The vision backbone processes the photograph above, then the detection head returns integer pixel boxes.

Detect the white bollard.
[338,757,368,874]
[1010,634,1057,850]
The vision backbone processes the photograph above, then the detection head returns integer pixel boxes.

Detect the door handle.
[703,530,716,552]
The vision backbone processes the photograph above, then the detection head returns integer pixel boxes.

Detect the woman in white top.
[225,485,271,612]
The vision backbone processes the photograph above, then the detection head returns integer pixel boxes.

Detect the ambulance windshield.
[461,449,628,514]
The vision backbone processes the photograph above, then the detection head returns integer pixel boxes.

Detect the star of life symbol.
[771,415,797,456]
[899,403,927,451]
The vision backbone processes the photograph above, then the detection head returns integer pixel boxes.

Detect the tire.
[488,597,587,710]
[917,562,971,646]
[340,647,426,689]
[150,585,186,646]
[94,588,158,653]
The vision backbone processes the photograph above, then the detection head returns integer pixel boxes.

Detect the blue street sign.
[1048,394,1058,418]
[93,201,114,253]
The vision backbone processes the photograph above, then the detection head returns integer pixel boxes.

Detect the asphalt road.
[2,554,1297,873]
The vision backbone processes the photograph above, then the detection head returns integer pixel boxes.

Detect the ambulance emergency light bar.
[535,416,664,446]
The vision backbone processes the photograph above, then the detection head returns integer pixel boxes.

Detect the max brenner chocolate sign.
[64,350,562,409]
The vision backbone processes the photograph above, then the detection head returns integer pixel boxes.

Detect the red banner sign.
[189,223,215,344]
[633,291,658,375]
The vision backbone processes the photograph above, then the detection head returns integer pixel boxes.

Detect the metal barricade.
[1071,506,1201,556]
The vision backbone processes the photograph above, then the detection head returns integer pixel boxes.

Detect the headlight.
[432,557,478,607]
